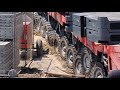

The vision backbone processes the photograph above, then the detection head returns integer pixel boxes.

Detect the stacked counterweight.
[72,12,120,44]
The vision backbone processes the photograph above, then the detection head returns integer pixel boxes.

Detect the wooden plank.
[44,72,85,78]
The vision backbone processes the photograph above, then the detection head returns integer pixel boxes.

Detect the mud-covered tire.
[53,33,60,53]
[90,62,106,78]
[79,47,93,75]
[47,33,54,46]
[44,21,52,41]
[66,44,77,69]
[47,30,56,47]
[36,39,43,57]
[73,54,85,75]
[59,36,69,60]
[39,17,43,30]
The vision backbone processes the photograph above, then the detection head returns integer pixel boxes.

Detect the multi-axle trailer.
[38,12,120,78]
[1,12,120,78]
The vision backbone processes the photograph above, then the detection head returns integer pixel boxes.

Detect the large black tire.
[44,21,52,41]
[36,39,43,57]
[73,54,85,75]
[66,44,77,68]
[90,62,106,78]
[79,47,93,75]
[59,36,69,60]
[47,33,54,47]
[47,30,56,47]
[53,33,60,53]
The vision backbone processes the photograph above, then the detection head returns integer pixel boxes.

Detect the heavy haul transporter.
[38,12,120,78]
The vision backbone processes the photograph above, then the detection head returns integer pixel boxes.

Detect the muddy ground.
[18,34,76,78]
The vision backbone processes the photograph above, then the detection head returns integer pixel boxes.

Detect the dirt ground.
[18,34,75,78]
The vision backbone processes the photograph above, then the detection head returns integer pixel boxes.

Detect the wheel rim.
[83,53,91,73]
[76,59,83,75]
[61,41,66,57]
[39,21,43,31]
[45,31,48,40]
[41,26,44,36]
[37,26,40,31]
[44,26,47,38]
[36,22,40,31]
[95,70,104,78]
[67,49,73,64]
[54,39,59,52]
